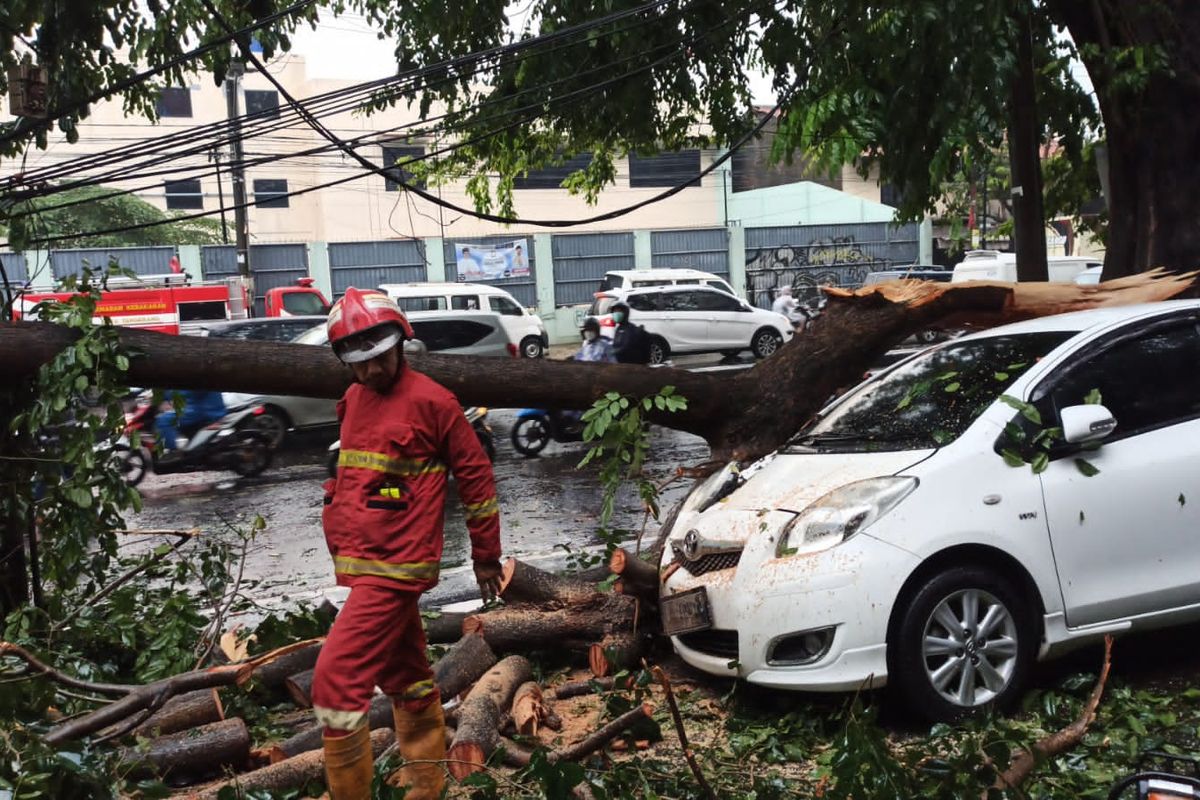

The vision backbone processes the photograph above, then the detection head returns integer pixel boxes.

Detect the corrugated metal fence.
[202,243,308,315]
[442,235,537,307]
[744,222,919,309]
[51,246,176,280]
[651,228,730,278]
[328,241,425,298]
[551,232,634,306]
[0,253,27,284]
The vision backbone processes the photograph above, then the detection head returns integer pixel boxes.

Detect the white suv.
[379,282,549,358]
[659,299,1200,721]
[590,285,793,363]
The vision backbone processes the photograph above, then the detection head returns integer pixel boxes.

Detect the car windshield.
[282,292,330,315]
[784,332,1073,452]
[291,323,328,346]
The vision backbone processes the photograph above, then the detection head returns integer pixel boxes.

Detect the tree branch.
[0,642,133,697]
[651,666,717,800]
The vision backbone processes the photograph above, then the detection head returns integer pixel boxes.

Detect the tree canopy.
[1,1,1196,277]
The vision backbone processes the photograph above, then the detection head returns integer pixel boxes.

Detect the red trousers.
[311,582,438,732]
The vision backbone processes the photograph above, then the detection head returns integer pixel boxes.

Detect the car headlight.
[776,477,918,557]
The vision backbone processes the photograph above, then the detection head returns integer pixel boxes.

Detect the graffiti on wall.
[745,236,889,311]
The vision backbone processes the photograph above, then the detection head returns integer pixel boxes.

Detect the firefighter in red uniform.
[312,288,503,800]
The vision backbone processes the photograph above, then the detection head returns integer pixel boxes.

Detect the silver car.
[226,311,517,447]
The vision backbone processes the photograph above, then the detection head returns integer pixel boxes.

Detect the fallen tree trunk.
[588,633,643,678]
[462,594,636,654]
[499,558,602,605]
[446,656,532,779]
[271,632,496,761]
[250,642,322,691]
[126,688,224,739]
[8,275,1189,460]
[189,727,394,800]
[284,670,314,709]
[609,548,659,606]
[118,718,250,780]
[424,611,471,644]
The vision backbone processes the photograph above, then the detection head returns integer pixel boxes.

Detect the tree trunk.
[1055,1,1200,279]
[117,718,250,780]
[499,558,603,605]
[4,276,1192,462]
[588,633,643,678]
[128,688,224,739]
[609,548,659,601]
[284,670,314,709]
[250,641,322,691]
[1008,0,1048,282]
[446,655,533,779]
[424,611,470,644]
[194,727,394,800]
[0,390,31,617]
[462,593,636,654]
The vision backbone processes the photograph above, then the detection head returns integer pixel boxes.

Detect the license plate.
[660,587,712,636]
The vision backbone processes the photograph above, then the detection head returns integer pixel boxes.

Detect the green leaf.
[942,382,960,393]
[998,394,1041,425]
[993,371,1009,381]
[1000,448,1026,468]
[1083,388,1102,405]
[1074,458,1100,477]
[1031,452,1049,474]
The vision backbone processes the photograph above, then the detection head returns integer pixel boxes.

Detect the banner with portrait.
[453,239,530,282]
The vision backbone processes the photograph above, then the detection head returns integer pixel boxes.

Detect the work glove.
[473,559,503,602]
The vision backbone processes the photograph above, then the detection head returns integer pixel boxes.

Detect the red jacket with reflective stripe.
[321,363,501,591]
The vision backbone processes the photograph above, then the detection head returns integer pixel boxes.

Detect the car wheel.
[510,417,550,457]
[116,445,148,487]
[520,336,544,359]
[648,337,670,365]
[890,565,1035,722]
[246,407,288,449]
[751,328,783,359]
[232,431,273,477]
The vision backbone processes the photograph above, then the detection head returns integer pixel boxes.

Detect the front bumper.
[662,518,918,692]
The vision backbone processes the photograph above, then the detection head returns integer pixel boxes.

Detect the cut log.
[189,727,394,800]
[251,641,322,690]
[446,655,533,779]
[511,681,545,736]
[284,669,314,709]
[131,688,224,738]
[588,633,643,678]
[271,633,496,762]
[462,593,636,654]
[499,558,602,605]
[609,548,658,594]
[553,675,633,700]
[118,718,250,780]
[423,611,470,644]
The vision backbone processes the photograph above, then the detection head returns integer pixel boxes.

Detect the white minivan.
[379,281,549,358]
[951,250,1102,283]
[598,268,738,297]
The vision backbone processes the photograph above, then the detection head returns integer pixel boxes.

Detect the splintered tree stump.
[588,633,643,678]
[446,656,532,779]
[609,548,659,595]
[511,681,545,736]
[251,642,322,690]
[462,593,636,654]
[271,633,497,762]
[118,718,250,780]
[423,611,470,644]
[193,727,394,800]
[284,669,315,709]
[499,558,602,605]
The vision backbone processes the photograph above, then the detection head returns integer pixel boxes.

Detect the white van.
[378,282,549,358]
[598,268,737,297]
[951,250,1102,283]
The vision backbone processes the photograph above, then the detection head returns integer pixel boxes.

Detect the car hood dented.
[724,450,934,514]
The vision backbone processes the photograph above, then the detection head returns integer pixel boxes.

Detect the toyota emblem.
[683,529,700,561]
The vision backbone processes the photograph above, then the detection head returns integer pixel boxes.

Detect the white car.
[590,285,794,363]
[659,299,1200,721]
[379,282,549,359]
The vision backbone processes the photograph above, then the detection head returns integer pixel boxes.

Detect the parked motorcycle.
[509,408,584,458]
[325,406,496,478]
[116,393,273,487]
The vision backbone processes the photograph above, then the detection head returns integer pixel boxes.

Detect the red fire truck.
[18,273,253,335]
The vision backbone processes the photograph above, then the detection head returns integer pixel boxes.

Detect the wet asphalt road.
[125,407,710,613]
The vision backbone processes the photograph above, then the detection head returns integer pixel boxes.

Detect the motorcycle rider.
[610,301,652,364]
[154,389,227,451]
[574,317,616,363]
[313,287,503,800]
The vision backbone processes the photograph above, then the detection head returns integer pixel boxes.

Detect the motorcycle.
[116,393,273,487]
[509,408,583,458]
[325,406,496,478]
[1109,752,1200,799]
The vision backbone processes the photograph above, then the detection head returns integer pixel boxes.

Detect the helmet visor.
[333,324,402,363]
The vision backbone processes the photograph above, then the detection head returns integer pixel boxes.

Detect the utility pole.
[210,148,230,244]
[1007,1,1048,281]
[224,60,251,279]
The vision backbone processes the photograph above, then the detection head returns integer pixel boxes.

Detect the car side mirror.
[740,302,752,312]
[1060,404,1117,444]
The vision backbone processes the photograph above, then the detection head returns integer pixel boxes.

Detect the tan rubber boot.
[387,699,447,800]
[322,726,374,800]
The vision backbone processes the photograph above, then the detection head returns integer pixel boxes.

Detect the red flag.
[169,255,183,274]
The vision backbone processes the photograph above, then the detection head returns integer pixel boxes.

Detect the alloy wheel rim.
[921,588,1018,707]
[518,420,548,448]
[757,334,777,356]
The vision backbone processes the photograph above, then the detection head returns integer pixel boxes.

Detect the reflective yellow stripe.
[313,705,367,731]
[333,556,439,582]
[464,496,499,521]
[378,486,406,498]
[338,448,446,477]
[401,679,436,700]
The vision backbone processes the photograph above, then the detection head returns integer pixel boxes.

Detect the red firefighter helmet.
[327,287,414,364]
